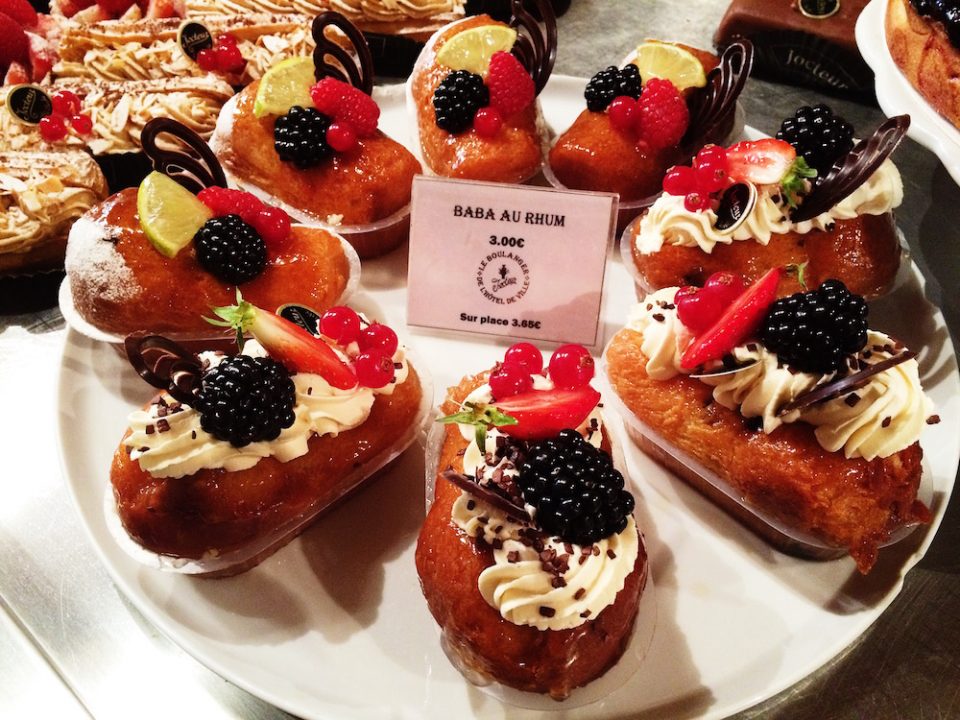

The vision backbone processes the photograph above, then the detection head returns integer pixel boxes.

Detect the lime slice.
[137,171,212,258]
[436,24,517,75]
[253,56,315,119]
[632,42,707,91]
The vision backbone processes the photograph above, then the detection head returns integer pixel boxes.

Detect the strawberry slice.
[726,139,796,186]
[493,386,600,440]
[680,267,783,370]
[208,296,357,390]
[3,59,27,84]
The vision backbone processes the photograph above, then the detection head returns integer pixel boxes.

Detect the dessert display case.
[1,1,959,719]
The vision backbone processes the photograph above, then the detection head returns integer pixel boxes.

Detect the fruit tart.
[603,268,935,574]
[210,12,422,258]
[887,0,960,129]
[111,299,427,575]
[64,118,359,339]
[416,342,648,700]
[406,0,556,183]
[546,39,752,230]
[624,110,908,299]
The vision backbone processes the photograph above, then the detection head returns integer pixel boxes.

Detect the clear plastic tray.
[105,346,434,577]
[598,340,930,561]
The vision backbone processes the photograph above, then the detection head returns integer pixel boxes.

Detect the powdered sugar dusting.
[65,216,138,303]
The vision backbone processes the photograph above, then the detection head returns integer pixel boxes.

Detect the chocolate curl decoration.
[509,0,557,95]
[140,117,227,194]
[778,349,917,416]
[125,334,205,407]
[791,115,910,223]
[312,12,374,95]
[442,469,533,520]
[682,38,754,153]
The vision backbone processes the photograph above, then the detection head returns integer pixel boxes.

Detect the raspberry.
[635,78,689,150]
[309,77,379,138]
[197,187,265,225]
[0,0,37,27]
[486,50,535,117]
[0,12,29,70]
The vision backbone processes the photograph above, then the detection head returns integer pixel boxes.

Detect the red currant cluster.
[662,145,730,212]
[675,271,746,334]
[196,33,245,74]
[607,78,689,151]
[308,77,381,153]
[38,90,92,143]
[489,342,595,401]
[318,306,400,389]
[197,187,291,247]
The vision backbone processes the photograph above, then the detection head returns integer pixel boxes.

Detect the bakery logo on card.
[476,250,530,305]
[178,20,214,60]
[6,85,53,125]
[277,303,321,334]
[798,0,839,19]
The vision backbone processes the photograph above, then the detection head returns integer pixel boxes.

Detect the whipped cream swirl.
[125,340,408,478]
[636,159,903,255]
[450,378,638,631]
[626,288,932,460]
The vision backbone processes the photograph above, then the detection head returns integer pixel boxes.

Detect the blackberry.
[584,65,642,112]
[274,105,333,168]
[910,0,933,15]
[432,70,489,134]
[196,355,296,447]
[760,279,868,375]
[776,104,855,177]
[518,429,635,546]
[194,214,266,285]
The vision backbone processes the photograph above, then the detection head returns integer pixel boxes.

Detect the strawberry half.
[680,266,783,369]
[493,386,600,440]
[726,139,796,186]
[208,295,357,390]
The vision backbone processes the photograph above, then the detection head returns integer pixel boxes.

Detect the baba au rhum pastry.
[65,118,358,337]
[0,149,107,274]
[112,300,425,575]
[407,0,556,183]
[547,39,752,224]
[603,268,934,573]
[887,0,960,129]
[417,342,648,700]
[210,12,422,258]
[626,110,908,299]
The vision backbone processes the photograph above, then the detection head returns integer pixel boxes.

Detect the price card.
[407,176,617,346]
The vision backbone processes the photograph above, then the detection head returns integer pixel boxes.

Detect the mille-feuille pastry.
[0,149,108,274]
[626,111,907,299]
[417,342,647,699]
[65,119,358,337]
[211,12,421,258]
[112,301,425,575]
[547,40,751,214]
[54,14,324,84]
[887,0,960,129]
[0,76,233,155]
[604,268,935,574]
[407,0,556,183]
[185,0,465,42]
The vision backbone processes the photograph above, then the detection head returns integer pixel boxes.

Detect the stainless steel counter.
[1,1,958,718]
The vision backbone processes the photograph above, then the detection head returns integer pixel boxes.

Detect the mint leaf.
[204,288,256,350]
[781,157,818,209]
[437,401,518,450]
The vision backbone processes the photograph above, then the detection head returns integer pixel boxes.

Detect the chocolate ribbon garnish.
[683,38,754,153]
[312,12,374,95]
[509,0,557,95]
[791,115,910,223]
[778,350,917,416]
[125,334,205,407]
[442,469,533,521]
[140,117,227,194]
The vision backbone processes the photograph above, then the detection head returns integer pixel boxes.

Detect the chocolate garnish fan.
[312,11,375,95]
[140,117,228,194]
[509,0,557,95]
[125,334,205,407]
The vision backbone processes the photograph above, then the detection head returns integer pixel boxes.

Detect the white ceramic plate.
[858,0,960,186]
[57,76,960,720]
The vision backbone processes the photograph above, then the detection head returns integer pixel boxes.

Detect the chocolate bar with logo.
[714,0,873,100]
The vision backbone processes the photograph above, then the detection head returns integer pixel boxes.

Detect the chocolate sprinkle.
[882,416,892,428]
[652,313,665,323]
[574,588,585,600]
[844,393,861,407]
[791,115,910,223]
[927,415,941,425]
[606,549,616,559]
[156,419,170,433]
[507,550,520,563]
[539,606,556,618]
[580,610,591,619]
[779,350,917,415]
